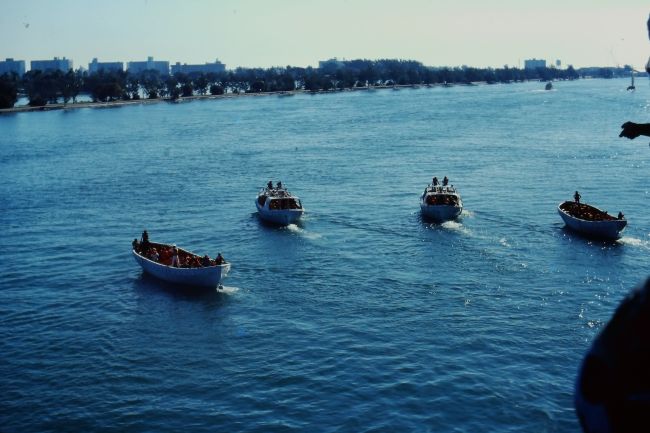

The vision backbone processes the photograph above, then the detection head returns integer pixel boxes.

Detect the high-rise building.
[318,58,344,73]
[31,57,73,72]
[524,58,546,70]
[0,58,26,77]
[170,59,226,75]
[127,56,169,75]
[88,58,124,74]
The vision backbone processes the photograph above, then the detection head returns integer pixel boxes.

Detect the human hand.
[619,121,642,139]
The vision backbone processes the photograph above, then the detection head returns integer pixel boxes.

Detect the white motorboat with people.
[256,181,304,225]
[132,231,230,288]
[557,192,627,240]
[420,176,463,222]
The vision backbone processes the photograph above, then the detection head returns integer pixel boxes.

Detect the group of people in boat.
[571,191,625,220]
[268,197,302,210]
[432,176,449,187]
[261,180,301,207]
[132,230,226,268]
[425,194,459,206]
[423,176,458,205]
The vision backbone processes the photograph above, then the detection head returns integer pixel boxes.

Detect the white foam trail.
[441,220,471,236]
[618,236,650,250]
[441,220,462,230]
[286,223,301,232]
[285,224,323,240]
[461,209,474,218]
[219,285,240,294]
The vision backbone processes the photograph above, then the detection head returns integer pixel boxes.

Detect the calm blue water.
[1,79,648,432]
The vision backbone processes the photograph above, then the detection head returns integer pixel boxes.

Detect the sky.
[1,0,648,71]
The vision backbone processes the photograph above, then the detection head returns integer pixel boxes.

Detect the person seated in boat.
[132,238,140,252]
[202,255,212,267]
[432,176,439,186]
[191,256,202,268]
[618,211,625,220]
[170,245,180,267]
[276,181,283,190]
[148,248,159,262]
[267,180,273,190]
[574,191,581,204]
[214,253,225,265]
[443,176,449,186]
[158,247,170,265]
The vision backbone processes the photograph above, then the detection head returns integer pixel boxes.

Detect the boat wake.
[440,220,471,236]
[218,285,240,294]
[285,223,323,240]
[618,236,650,250]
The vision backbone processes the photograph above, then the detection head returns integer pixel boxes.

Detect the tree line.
[0,59,638,109]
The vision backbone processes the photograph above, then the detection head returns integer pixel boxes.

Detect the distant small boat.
[278,91,294,97]
[545,82,553,91]
[256,184,304,225]
[627,71,635,91]
[557,201,627,240]
[133,242,230,288]
[420,184,463,222]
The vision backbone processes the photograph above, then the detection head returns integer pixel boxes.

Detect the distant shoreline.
[0,83,480,115]
[0,79,584,115]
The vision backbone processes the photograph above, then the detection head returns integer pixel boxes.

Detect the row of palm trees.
[0,58,634,108]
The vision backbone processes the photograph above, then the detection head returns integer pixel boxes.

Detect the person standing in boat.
[618,211,625,220]
[574,191,581,204]
[443,176,449,186]
[214,253,225,265]
[576,16,650,433]
[432,176,439,186]
[267,180,273,189]
[170,245,180,267]
[276,181,283,190]
[140,230,150,255]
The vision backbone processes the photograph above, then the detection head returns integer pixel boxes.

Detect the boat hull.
[256,201,303,225]
[420,203,462,222]
[133,251,230,288]
[557,206,627,240]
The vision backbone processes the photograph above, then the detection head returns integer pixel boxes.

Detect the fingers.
[620,122,640,139]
